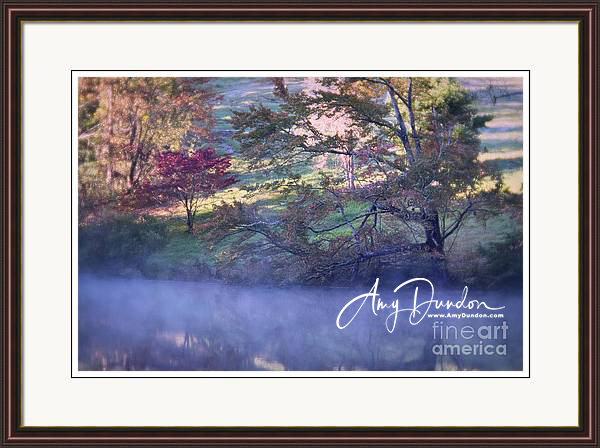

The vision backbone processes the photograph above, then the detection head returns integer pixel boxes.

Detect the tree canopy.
[212,77,509,283]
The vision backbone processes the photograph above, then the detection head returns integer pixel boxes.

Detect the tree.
[270,77,288,98]
[484,79,523,105]
[114,78,216,192]
[218,77,507,282]
[78,77,216,196]
[140,148,236,233]
[78,77,114,209]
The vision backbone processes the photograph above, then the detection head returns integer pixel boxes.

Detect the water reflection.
[78,275,523,371]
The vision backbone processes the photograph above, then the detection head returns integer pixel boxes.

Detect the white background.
[22,22,578,426]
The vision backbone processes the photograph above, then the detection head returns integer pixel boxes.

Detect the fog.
[79,275,523,371]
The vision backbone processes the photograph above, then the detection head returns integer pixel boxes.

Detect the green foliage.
[472,114,494,130]
[477,230,523,288]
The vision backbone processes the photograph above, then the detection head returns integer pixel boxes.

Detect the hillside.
[78,76,524,285]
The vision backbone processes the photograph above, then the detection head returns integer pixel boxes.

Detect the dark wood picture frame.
[1,1,597,446]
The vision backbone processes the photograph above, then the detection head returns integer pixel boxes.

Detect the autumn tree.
[116,78,216,192]
[217,77,507,282]
[139,147,235,233]
[78,77,216,198]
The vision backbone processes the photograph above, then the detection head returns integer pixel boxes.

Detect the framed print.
[1,1,597,446]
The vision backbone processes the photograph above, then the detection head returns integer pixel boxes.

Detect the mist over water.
[78,275,523,372]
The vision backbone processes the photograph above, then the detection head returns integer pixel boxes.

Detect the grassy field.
[459,77,524,193]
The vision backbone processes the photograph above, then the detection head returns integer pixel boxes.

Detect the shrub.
[79,214,169,273]
[476,230,523,288]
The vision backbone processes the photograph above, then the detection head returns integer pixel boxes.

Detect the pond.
[78,275,523,372]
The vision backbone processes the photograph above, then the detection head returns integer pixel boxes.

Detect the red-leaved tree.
[141,148,236,233]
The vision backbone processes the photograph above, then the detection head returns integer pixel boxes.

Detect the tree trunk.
[128,155,138,191]
[345,154,355,190]
[422,209,449,281]
[387,86,415,164]
[102,81,114,185]
[126,120,139,192]
[423,210,444,255]
[186,209,194,233]
[407,78,422,156]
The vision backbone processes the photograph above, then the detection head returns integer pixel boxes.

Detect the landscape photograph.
[76,75,525,372]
